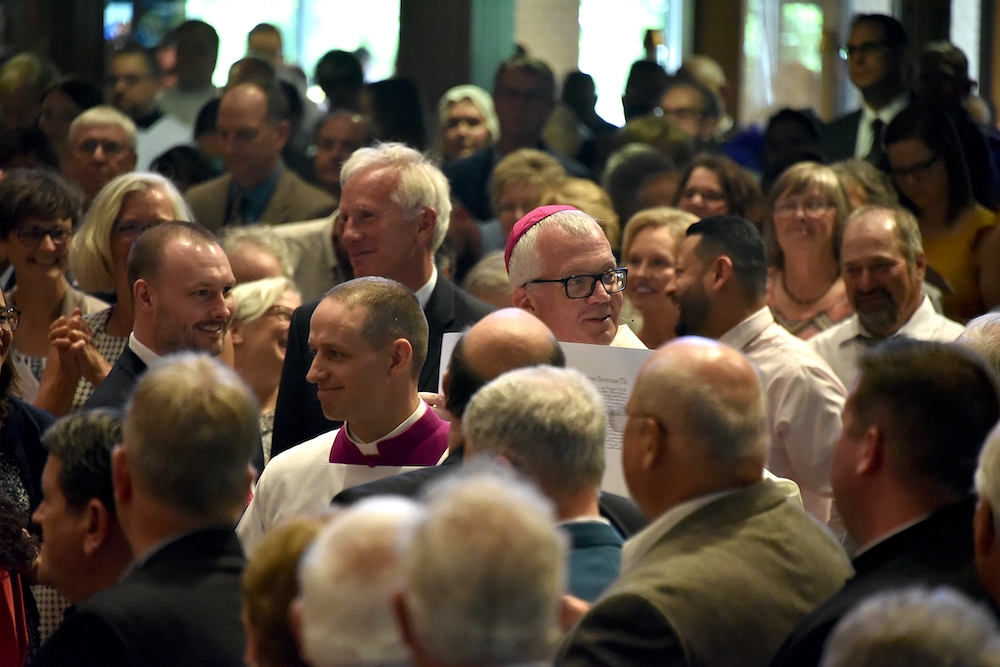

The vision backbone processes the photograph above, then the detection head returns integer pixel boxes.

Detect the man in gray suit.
[185,80,336,233]
[557,337,852,667]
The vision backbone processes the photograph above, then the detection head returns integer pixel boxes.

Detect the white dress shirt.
[809,295,965,390]
[720,307,847,521]
[854,93,910,159]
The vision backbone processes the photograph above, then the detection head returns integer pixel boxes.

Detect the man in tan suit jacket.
[185,81,335,234]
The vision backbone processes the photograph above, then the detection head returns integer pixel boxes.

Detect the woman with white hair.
[230,277,301,462]
[436,85,499,164]
[34,172,191,415]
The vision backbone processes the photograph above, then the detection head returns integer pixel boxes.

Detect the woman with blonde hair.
[619,207,698,348]
[230,277,301,462]
[764,162,853,339]
[34,172,191,415]
[436,85,499,164]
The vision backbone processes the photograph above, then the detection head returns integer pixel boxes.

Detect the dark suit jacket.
[32,527,246,667]
[442,143,589,220]
[333,447,648,538]
[5,397,55,510]
[819,110,862,163]
[184,169,337,235]
[270,277,494,457]
[81,347,147,412]
[564,521,623,602]
[769,496,985,667]
[557,480,853,667]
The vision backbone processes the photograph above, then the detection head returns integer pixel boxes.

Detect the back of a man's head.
[852,339,1000,503]
[686,215,768,302]
[444,308,565,421]
[43,410,122,517]
[400,469,565,666]
[821,587,1000,667]
[959,313,1000,377]
[462,366,605,503]
[297,497,421,667]
[123,353,258,522]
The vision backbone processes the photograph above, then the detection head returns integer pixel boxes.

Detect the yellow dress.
[923,205,998,322]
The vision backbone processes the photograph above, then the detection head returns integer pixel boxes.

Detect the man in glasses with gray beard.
[810,204,964,390]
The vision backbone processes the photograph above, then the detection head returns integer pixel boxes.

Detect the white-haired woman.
[230,277,301,462]
[34,172,191,415]
[436,85,499,164]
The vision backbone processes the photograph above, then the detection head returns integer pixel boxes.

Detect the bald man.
[557,338,851,667]
[332,307,647,537]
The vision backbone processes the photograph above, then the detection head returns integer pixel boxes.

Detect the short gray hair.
[70,172,191,293]
[976,422,1000,536]
[340,142,451,252]
[231,277,298,324]
[463,366,605,498]
[123,353,258,520]
[820,587,1000,667]
[298,497,422,667]
[68,105,138,152]
[960,312,1000,377]
[402,468,566,665]
[507,208,603,288]
[221,225,292,278]
[845,204,923,267]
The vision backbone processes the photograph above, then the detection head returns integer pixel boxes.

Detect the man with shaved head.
[557,338,852,667]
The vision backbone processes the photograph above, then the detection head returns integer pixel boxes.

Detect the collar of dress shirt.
[414,265,438,311]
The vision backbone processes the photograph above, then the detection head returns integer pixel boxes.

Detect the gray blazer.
[557,480,853,667]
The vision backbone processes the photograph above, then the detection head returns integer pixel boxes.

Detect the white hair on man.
[820,587,1000,667]
[69,105,138,151]
[340,142,451,252]
[398,467,566,666]
[977,422,1000,535]
[462,365,606,502]
[296,496,423,667]
[506,208,601,288]
[959,312,1000,377]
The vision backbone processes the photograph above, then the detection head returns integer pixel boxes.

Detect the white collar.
[128,332,161,368]
[860,93,910,125]
[719,307,774,351]
[414,266,438,310]
[345,400,427,455]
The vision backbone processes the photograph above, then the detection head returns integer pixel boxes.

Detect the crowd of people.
[2,9,1000,667]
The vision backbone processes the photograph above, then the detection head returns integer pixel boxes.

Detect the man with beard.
[83,222,236,411]
[810,205,964,389]
[669,215,845,521]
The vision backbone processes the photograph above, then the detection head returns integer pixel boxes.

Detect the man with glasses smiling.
[65,106,137,210]
[507,205,643,348]
[820,14,910,167]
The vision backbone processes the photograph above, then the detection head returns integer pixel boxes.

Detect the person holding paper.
[506,205,645,348]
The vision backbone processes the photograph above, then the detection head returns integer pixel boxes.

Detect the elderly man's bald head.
[625,337,768,515]
[445,308,565,423]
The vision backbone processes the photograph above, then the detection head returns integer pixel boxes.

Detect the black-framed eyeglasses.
[526,268,628,299]
[0,307,20,332]
[839,41,888,61]
[12,226,72,246]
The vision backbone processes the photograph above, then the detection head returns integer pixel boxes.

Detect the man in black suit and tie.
[770,340,1000,667]
[34,354,259,667]
[820,14,910,168]
[271,143,494,457]
[83,222,237,411]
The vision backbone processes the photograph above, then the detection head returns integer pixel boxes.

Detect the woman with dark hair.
[673,153,765,226]
[0,170,107,384]
[885,102,1000,321]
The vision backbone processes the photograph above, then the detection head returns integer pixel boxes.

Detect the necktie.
[866,118,886,169]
